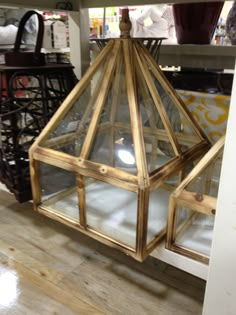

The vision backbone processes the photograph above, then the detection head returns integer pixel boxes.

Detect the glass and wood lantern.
[166,136,224,264]
[29,9,210,261]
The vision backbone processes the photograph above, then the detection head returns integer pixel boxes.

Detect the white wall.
[203,60,236,315]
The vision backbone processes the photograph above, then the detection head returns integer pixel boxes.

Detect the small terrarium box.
[166,136,224,264]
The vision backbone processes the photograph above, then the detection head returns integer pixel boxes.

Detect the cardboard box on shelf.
[43,20,67,49]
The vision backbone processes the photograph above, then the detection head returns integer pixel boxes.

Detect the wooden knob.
[119,8,132,38]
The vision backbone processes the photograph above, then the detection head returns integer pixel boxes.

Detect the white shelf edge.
[42,47,70,53]
[151,242,209,280]
[81,0,231,9]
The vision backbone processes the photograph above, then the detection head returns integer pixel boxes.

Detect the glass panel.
[135,63,176,173]
[144,136,175,173]
[175,206,215,257]
[187,152,223,198]
[85,178,137,249]
[147,176,178,243]
[39,163,79,222]
[151,73,202,152]
[41,60,108,156]
[89,48,137,174]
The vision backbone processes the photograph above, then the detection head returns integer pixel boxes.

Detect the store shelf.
[0,0,79,11]
[90,41,236,70]
[151,242,208,280]
[80,0,231,9]
[159,44,236,69]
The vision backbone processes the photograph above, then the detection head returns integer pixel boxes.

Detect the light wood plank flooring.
[0,186,206,315]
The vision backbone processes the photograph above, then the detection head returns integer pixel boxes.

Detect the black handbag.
[5,10,45,67]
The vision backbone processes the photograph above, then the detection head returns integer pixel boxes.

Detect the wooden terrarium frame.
[166,136,225,264]
[29,9,210,261]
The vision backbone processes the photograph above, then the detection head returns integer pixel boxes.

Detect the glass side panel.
[41,60,108,156]
[88,48,137,174]
[135,62,176,173]
[187,151,223,198]
[39,162,79,222]
[175,206,215,257]
[144,136,176,173]
[89,129,137,174]
[85,178,137,249]
[150,73,203,152]
[147,175,178,244]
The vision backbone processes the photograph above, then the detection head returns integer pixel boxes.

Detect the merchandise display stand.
[0,63,76,202]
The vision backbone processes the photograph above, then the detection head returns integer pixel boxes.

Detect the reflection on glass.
[175,207,215,257]
[40,163,79,222]
[85,178,137,249]
[117,149,135,165]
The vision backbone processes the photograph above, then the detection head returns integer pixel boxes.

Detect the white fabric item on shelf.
[130,5,177,44]
[0,8,38,45]
[0,24,18,45]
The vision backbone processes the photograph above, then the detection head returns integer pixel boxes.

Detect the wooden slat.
[145,229,166,257]
[32,147,138,192]
[166,196,178,249]
[123,39,149,188]
[134,41,182,156]
[114,121,200,146]
[42,123,112,150]
[33,147,79,172]
[77,175,86,227]
[176,190,217,216]
[80,40,121,159]
[78,158,138,185]
[170,243,209,265]
[42,132,76,149]
[29,155,41,209]
[79,168,138,192]
[109,49,124,167]
[110,48,123,124]
[136,188,149,259]
[150,140,209,191]
[135,59,158,171]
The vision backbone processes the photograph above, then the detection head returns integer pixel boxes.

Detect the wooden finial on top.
[119,8,132,38]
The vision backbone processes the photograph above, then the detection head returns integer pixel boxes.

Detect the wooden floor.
[0,185,206,315]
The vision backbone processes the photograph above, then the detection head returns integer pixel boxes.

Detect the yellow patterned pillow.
[177,90,230,143]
